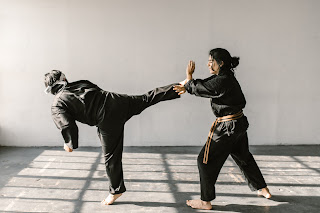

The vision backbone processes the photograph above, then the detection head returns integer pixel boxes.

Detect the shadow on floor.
[0,146,319,213]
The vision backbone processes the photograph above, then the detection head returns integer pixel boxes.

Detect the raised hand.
[186,60,195,78]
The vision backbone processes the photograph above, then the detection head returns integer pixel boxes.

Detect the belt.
[203,111,244,164]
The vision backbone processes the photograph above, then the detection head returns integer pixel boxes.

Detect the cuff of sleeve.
[62,128,79,149]
[184,79,193,93]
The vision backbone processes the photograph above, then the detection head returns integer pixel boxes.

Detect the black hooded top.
[51,80,107,149]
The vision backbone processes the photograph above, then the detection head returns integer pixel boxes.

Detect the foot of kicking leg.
[186,199,212,210]
[101,193,122,205]
[257,187,272,199]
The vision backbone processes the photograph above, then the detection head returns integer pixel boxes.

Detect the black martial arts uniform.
[184,73,267,201]
[51,80,180,194]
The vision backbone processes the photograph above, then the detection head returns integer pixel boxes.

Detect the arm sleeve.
[184,75,225,98]
[51,107,79,149]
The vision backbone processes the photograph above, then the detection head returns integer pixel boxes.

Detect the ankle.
[201,200,211,205]
[258,187,272,198]
[262,187,270,192]
[110,193,122,197]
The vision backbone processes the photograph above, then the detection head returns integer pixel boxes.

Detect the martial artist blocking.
[174,48,271,210]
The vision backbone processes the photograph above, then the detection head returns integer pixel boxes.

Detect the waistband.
[203,111,244,164]
[216,111,244,122]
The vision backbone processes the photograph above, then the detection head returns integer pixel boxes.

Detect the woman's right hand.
[173,84,186,95]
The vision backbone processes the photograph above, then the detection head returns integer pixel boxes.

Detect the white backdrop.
[1,0,319,147]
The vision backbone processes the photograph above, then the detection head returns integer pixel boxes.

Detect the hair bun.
[231,57,240,68]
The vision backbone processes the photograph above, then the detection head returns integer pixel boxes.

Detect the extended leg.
[126,83,180,120]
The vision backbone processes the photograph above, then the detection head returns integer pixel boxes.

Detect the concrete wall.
[1,0,319,147]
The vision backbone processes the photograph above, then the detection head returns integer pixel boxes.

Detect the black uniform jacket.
[51,80,107,149]
[184,73,246,117]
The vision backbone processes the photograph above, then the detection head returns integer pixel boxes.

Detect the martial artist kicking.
[44,70,180,205]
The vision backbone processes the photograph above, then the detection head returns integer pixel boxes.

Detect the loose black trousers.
[198,116,267,201]
[97,83,180,194]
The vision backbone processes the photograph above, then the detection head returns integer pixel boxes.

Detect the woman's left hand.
[186,60,195,76]
[173,84,186,95]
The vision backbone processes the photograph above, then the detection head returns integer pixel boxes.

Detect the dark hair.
[44,70,64,95]
[209,48,240,75]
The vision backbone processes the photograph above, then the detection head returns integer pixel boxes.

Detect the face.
[60,73,66,81]
[59,73,68,83]
[207,56,222,75]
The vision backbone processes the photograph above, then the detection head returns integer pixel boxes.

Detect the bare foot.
[101,193,122,205]
[186,199,212,210]
[258,187,272,199]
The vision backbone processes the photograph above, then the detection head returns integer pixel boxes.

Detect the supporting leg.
[187,139,231,209]
[97,125,126,205]
[197,140,231,201]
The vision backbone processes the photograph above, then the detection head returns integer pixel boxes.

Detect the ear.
[220,61,224,67]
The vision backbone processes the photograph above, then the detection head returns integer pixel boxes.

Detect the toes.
[101,197,113,205]
[101,199,109,205]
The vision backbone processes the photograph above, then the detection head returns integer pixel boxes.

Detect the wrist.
[187,74,193,80]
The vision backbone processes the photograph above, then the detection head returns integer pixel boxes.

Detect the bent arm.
[52,106,79,150]
[61,122,79,150]
[184,75,225,98]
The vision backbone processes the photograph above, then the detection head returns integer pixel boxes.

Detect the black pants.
[198,116,267,201]
[97,83,180,194]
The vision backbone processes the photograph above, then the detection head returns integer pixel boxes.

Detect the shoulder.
[218,73,235,83]
[195,75,216,83]
[65,80,101,91]
[204,74,228,84]
[205,74,235,91]
[51,90,69,112]
[69,80,95,86]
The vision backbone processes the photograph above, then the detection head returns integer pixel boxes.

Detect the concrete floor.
[0,145,319,213]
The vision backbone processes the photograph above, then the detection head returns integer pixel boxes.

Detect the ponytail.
[231,57,240,69]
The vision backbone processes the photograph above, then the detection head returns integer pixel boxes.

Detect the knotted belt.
[203,111,244,164]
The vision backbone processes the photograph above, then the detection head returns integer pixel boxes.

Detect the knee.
[231,153,252,166]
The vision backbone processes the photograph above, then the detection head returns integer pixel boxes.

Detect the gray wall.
[1,0,319,147]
